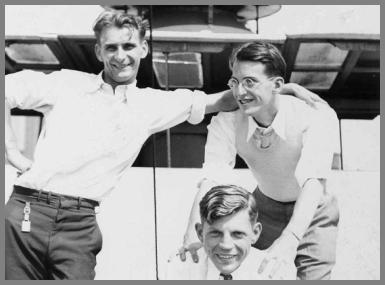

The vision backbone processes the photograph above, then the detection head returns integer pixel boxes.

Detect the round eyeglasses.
[227,77,275,91]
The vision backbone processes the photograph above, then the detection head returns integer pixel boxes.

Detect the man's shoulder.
[214,109,244,123]
[279,94,310,111]
[207,111,241,134]
[278,95,337,128]
[5,69,97,92]
[59,69,93,75]
[279,94,336,117]
[248,247,265,261]
[51,69,101,91]
[58,69,97,80]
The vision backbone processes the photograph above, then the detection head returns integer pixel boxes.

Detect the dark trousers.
[252,188,339,280]
[5,186,103,280]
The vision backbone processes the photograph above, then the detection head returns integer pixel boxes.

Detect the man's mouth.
[112,62,132,70]
[238,98,255,105]
[216,253,237,262]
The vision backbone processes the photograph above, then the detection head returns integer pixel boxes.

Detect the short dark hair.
[93,10,146,42]
[229,42,286,78]
[199,185,258,225]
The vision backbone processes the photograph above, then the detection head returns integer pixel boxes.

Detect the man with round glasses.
[181,42,339,280]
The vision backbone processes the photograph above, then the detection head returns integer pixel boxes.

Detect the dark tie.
[220,273,233,280]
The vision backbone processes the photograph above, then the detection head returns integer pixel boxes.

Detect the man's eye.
[209,231,221,237]
[232,232,245,238]
[123,44,135,50]
[244,78,256,88]
[106,46,116,51]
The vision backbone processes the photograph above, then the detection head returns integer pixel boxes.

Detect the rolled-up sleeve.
[5,70,60,113]
[186,90,206,124]
[201,112,238,185]
[295,105,339,188]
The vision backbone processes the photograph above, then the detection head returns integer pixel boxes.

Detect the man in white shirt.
[4,10,239,280]
[181,42,340,280]
[165,185,295,280]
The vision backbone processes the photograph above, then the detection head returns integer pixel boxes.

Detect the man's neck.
[251,98,280,128]
[102,72,135,92]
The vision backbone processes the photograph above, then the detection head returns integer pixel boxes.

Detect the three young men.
[5,9,324,280]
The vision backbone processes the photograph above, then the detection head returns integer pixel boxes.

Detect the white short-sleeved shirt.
[202,95,338,202]
[6,69,206,201]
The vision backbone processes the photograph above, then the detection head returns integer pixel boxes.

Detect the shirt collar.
[246,102,286,141]
[86,71,138,95]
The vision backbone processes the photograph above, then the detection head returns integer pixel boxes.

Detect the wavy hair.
[199,184,258,225]
[229,41,286,78]
[93,10,146,42]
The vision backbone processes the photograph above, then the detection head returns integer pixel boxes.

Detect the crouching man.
[164,185,295,280]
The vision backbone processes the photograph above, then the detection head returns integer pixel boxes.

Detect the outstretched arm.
[258,106,338,278]
[257,178,324,278]
[204,83,326,115]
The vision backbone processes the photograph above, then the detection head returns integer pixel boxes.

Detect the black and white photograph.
[4,4,380,280]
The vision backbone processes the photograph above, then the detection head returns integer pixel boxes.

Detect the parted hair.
[229,41,286,78]
[93,10,147,42]
[199,185,258,225]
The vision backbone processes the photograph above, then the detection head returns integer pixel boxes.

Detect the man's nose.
[234,83,247,97]
[115,47,126,61]
[219,234,234,250]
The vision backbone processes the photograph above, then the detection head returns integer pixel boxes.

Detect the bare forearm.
[204,90,237,114]
[183,179,216,243]
[258,179,324,276]
[284,179,324,239]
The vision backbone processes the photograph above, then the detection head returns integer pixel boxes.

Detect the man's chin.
[113,74,135,85]
[213,259,240,275]
[242,108,260,117]
[216,264,239,275]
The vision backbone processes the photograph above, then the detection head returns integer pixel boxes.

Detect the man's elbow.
[302,178,326,194]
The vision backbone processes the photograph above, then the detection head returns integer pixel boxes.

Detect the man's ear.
[195,223,204,243]
[140,40,149,59]
[95,44,102,62]
[272,77,284,94]
[251,222,262,244]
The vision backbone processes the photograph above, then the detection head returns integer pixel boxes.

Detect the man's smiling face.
[230,60,279,117]
[196,209,261,274]
[95,26,148,87]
